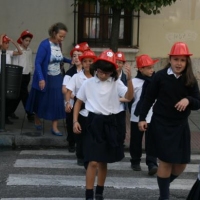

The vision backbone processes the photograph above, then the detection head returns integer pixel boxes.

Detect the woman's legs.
[52,120,59,132]
[157,160,187,200]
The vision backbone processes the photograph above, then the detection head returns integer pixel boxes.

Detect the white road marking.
[20,150,200,161]
[7,174,195,190]
[14,159,200,173]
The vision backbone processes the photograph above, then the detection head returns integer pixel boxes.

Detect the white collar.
[167,67,181,79]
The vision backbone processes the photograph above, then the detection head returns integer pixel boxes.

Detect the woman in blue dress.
[26,22,71,136]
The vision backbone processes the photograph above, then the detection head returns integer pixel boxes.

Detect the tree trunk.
[110,7,122,52]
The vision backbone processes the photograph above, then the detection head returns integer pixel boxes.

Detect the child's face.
[72,51,83,66]
[139,65,154,77]
[2,42,9,50]
[82,58,94,72]
[116,60,124,72]
[170,56,187,76]
[21,37,32,49]
[96,68,113,81]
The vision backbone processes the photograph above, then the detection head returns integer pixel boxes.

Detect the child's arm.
[65,89,73,113]
[119,97,131,102]
[73,99,83,134]
[123,64,134,101]
[9,38,22,56]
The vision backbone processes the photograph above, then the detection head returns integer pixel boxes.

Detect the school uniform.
[12,46,33,118]
[130,75,157,168]
[76,75,127,163]
[64,65,82,148]
[139,67,200,164]
[66,70,89,160]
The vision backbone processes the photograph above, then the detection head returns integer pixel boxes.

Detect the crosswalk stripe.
[14,159,200,173]
[7,174,195,190]
[20,150,200,160]
[0,197,126,200]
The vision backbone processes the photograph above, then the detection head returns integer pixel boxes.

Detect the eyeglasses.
[96,69,112,75]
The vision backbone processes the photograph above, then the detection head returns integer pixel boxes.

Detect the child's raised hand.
[175,98,189,112]
[123,63,132,80]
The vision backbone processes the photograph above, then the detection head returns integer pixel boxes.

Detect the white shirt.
[0,50,13,71]
[77,76,127,115]
[130,78,153,123]
[67,70,90,117]
[12,46,33,74]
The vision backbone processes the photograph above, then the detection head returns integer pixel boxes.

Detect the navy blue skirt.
[146,115,191,164]
[84,112,124,163]
[26,74,65,120]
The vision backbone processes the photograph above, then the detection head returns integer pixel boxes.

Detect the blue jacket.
[32,38,71,91]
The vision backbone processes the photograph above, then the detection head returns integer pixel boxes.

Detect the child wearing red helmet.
[138,42,200,200]
[65,50,96,166]
[115,51,133,145]
[11,30,35,122]
[62,43,86,152]
[129,54,158,175]
[73,49,133,200]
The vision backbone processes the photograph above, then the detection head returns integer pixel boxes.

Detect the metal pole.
[0,49,6,132]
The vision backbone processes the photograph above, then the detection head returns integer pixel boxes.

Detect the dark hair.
[21,35,32,40]
[48,22,68,37]
[91,60,118,81]
[165,56,197,87]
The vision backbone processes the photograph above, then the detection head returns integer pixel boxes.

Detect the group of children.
[1,30,200,200]
[63,42,200,200]
[0,30,34,125]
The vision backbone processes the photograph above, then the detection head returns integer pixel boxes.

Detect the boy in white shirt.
[12,30,34,122]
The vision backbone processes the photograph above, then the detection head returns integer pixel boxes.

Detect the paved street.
[0,148,198,199]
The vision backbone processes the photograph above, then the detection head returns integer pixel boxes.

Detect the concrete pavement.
[0,102,200,153]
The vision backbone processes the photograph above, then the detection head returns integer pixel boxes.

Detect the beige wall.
[0,0,199,84]
[0,0,75,57]
[139,0,200,58]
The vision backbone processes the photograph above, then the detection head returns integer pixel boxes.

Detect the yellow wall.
[138,0,200,58]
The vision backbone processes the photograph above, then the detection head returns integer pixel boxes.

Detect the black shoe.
[27,114,35,122]
[95,194,104,200]
[9,113,19,119]
[77,158,84,166]
[148,165,158,176]
[5,118,14,125]
[131,164,141,171]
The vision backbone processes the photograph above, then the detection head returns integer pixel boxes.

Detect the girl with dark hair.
[26,22,71,135]
[73,49,134,200]
[138,42,200,200]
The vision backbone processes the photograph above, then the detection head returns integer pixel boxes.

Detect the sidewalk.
[0,102,200,153]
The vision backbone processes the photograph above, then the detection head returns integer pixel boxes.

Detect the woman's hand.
[39,80,45,90]
[175,98,189,112]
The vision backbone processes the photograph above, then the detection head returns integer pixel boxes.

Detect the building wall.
[0,0,199,84]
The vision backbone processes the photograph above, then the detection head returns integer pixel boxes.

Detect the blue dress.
[26,39,67,120]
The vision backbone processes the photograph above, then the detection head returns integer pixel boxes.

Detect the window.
[74,0,140,48]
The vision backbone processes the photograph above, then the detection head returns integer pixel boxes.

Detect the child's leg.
[86,161,98,200]
[170,163,186,183]
[157,160,172,200]
[95,162,107,199]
